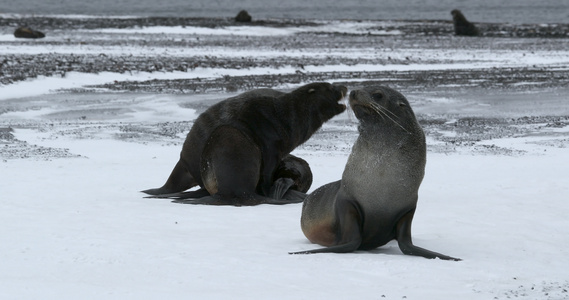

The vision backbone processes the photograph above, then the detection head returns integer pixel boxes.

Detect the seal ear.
[308,88,316,94]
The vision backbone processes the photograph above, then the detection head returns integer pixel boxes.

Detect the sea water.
[1,0,567,24]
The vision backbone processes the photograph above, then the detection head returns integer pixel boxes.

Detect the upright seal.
[291,86,460,260]
[143,82,347,206]
[451,9,479,37]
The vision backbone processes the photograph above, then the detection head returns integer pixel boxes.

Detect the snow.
[2,19,569,300]
[2,119,569,299]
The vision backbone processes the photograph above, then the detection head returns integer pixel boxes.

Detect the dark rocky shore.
[1,16,568,37]
[1,16,569,87]
[1,16,569,160]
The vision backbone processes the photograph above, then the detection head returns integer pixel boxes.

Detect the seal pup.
[451,9,479,37]
[143,82,347,206]
[291,86,460,260]
[271,154,313,196]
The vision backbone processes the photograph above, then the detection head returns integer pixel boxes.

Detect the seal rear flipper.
[144,188,210,199]
[172,193,303,206]
[141,160,197,195]
[291,198,363,254]
[396,209,461,261]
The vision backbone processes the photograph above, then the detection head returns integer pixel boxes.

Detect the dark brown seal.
[235,10,252,22]
[14,27,46,39]
[451,9,479,37]
[143,82,347,206]
[272,154,313,194]
[290,86,460,260]
[268,154,314,201]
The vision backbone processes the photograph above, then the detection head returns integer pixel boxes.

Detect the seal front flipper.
[269,178,295,200]
[281,189,308,202]
[269,154,313,201]
[272,154,313,195]
[396,209,461,261]
[144,188,210,199]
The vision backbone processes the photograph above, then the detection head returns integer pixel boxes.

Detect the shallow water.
[2,0,568,24]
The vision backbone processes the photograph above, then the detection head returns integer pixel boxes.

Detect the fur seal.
[451,9,479,37]
[291,86,460,261]
[143,82,347,206]
[235,10,252,22]
[272,154,313,194]
[14,27,45,39]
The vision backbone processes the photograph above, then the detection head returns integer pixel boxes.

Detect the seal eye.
[308,88,316,94]
[399,102,407,107]
[373,91,384,99]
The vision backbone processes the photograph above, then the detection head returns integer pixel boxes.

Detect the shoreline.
[1,15,569,160]
[1,16,568,35]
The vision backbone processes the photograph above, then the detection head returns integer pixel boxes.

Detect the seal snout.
[349,90,358,100]
[334,85,348,100]
[348,89,368,101]
[333,85,348,112]
[348,89,368,107]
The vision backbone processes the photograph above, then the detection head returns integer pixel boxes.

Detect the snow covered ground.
[1,17,569,299]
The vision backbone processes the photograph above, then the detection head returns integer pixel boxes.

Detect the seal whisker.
[370,103,410,134]
[371,102,400,119]
[370,105,387,122]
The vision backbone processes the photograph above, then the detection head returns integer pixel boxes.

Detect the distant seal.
[143,82,347,206]
[291,86,460,260]
[235,10,252,22]
[451,9,479,37]
[14,27,45,39]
